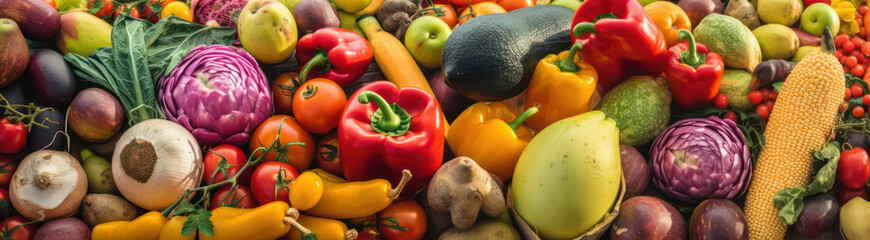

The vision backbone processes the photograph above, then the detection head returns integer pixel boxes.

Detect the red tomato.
[836,185,868,205]
[861,5,869,15]
[847,56,859,67]
[854,106,866,118]
[760,88,771,101]
[457,2,506,26]
[0,188,10,218]
[114,4,142,19]
[713,93,728,109]
[315,133,342,177]
[862,42,870,56]
[852,83,865,98]
[0,216,34,240]
[210,184,259,210]
[770,90,778,101]
[378,200,426,240]
[854,65,867,77]
[845,41,856,52]
[863,94,870,106]
[292,78,347,134]
[271,72,302,116]
[852,36,865,48]
[203,144,251,185]
[0,156,16,189]
[723,111,738,123]
[497,0,534,12]
[0,118,26,155]
[747,91,763,105]
[839,148,870,189]
[420,4,458,28]
[41,0,56,9]
[250,161,298,205]
[756,104,771,120]
[249,115,315,172]
[836,34,850,47]
[847,88,853,100]
[88,0,113,17]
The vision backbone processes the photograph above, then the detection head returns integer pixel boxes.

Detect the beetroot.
[191,0,249,28]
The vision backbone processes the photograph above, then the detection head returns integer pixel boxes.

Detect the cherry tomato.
[853,83,865,98]
[420,4,458,28]
[836,34,850,47]
[315,133,342,177]
[203,144,251,185]
[497,0,534,12]
[713,93,728,109]
[210,184,259,210]
[0,216,35,240]
[0,156,17,189]
[271,72,302,116]
[0,118,26,155]
[88,0,113,17]
[457,2,506,26]
[847,56,859,67]
[864,95,870,106]
[160,1,193,21]
[249,115,315,172]
[862,42,870,56]
[378,200,426,240]
[292,78,347,134]
[760,88,771,101]
[748,90,763,105]
[756,104,771,120]
[847,88,853,100]
[854,65,867,77]
[250,161,298,205]
[845,65,852,74]
[836,185,868,205]
[840,55,848,64]
[839,147,870,189]
[854,106,866,118]
[770,90,778,101]
[144,0,171,22]
[723,112,738,123]
[845,41,856,52]
[0,188,10,218]
[861,5,869,15]
[41,0,56,9]
[114,4,142,19]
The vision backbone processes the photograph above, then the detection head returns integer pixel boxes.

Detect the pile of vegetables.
[10,0,870,239]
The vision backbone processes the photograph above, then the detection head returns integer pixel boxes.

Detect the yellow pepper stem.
[283,208,314,237]
[387,170,413,199]
[554,43,584,74]
[507,107,539,133]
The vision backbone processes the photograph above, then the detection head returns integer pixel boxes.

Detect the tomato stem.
[0,93,55,130]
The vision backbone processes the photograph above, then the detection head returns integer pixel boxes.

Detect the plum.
[34,217,90,240]
[68,88,124,143]
[689,199,749,240]
[26,49,75,106]
[620,144,650,199]
[611,196,686,240]
[795,193,839,238]
[293,0,340,35]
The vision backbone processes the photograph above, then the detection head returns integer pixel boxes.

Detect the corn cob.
[743,27,845,239]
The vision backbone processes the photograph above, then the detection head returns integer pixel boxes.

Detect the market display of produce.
[4,0,870,239]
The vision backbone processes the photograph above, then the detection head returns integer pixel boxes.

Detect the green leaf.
[771,81,784,93]
[773,141,841,225]
[181,208,213,236]
[301,233,318,240]
[111,15,160,124]
[144,17,237,80]
[174,202,197,216]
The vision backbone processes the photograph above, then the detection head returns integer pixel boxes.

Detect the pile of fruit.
[6,0,870,239]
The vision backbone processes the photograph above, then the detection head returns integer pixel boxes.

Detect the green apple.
[338,10,363,36]
[637,0,659,6]
[404,16,452,69]
[757,0,803,26]
[550,0,583,11]
[800,3,840,37]
[790,46,820,62]
[238,0,297,64]
[275,0,302,12]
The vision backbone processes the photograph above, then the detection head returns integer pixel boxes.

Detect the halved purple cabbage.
[158,45,272,147]
[650,116,752,203]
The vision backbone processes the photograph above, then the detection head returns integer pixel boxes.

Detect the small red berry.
[757,104,771,120]
[847,88,854,100]
[852,83,865,98]
[863,94,870,106]
[723,111,738,123]
[714,93,729,109]
[748,90,763,105]
[845,41,856,52]
[853,106,866,118]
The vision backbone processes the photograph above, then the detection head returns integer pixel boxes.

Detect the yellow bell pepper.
[291,169,411,219]
[446,102,537,180]
[159,216,195,240]
[524,43,598,133]
[287,215,358,240]
[92,211,168,240]
[200,201,301,240]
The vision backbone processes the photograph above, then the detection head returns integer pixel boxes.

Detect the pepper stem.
[298,50,330,83]
[572,22,596,38]
[359,91,401,132]
[507,107,539,133]
[387,170,413,199]
[677,29,706,69]
[554,43,584,74]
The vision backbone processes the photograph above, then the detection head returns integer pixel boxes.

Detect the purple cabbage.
[650,117,752,203]
[158,45,272,147]
[191,0,248,28]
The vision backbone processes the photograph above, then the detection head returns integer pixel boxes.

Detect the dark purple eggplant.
[27,104,66,152]
[0,80,28,105]
[429,70,475,122]
[612,196,687,240]
[844,131,870,153]
[620,144,650,199]
[795,193,839,238]
[293,0,340,35]
[0,0,60,41]
[689,199,749,240]
[26,49,75,106]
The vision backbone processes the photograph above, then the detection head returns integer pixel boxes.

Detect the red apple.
[678,0,724,29]
[803,0,831,6]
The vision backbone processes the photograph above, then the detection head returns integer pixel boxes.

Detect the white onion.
[113,119,203,211]
[10,150,87,220]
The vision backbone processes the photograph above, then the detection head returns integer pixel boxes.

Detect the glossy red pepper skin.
[664,41,725,110]
[570,0,667,93]
[296,28,373,87]
[338,81,444,198]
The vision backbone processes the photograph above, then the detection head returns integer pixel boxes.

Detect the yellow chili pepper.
[200,201,309,240]
[159,216,195,240]
[446,102,537,180]
[92,211,168,240]
[287,215,358,240]
[293,169,412,219]
[523,43,598,132]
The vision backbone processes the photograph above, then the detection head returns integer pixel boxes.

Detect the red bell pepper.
[338,81,444,198]
[570,0,667,93]
[664,29,724,110]
[296,27,373,87]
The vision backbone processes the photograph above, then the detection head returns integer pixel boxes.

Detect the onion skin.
[10,150,87,220]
